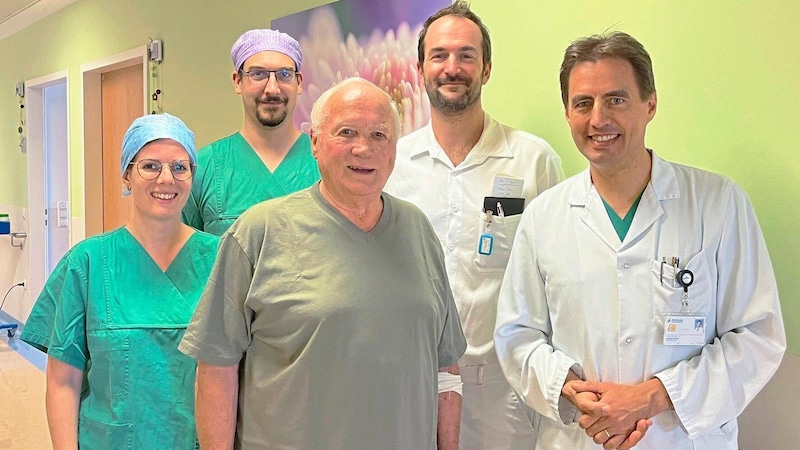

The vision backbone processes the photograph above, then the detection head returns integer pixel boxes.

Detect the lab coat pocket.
[473,212,522,272]
[650,253,714,330]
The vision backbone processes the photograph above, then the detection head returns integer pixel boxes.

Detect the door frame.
[25,70,70,304]
[81,46,148,238]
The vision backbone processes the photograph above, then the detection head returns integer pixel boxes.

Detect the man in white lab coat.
[494,31,786,450]
[384,2,563,448]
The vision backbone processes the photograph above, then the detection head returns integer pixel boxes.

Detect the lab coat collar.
[409,113,514,170]
[569,149,680,206]
[569,150,681,249]
[648,150,681,201]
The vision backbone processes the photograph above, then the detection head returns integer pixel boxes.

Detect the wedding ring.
[604,429,611,438]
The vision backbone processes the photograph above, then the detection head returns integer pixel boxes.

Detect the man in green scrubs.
[182,29,320,235]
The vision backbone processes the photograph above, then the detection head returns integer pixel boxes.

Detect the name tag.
[663,314,706,346]
[478,233,494,255]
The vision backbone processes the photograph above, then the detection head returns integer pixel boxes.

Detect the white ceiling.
[0,0,78,41]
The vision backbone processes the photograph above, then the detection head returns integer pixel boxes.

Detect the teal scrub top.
[182,132,320,235]
[21,227,219,450]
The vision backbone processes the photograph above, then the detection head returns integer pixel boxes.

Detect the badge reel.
[676,269,694,309]
[478,211,494,256]
[663,268,706,346]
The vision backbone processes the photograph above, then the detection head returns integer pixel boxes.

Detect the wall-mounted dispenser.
[0,213,9,234]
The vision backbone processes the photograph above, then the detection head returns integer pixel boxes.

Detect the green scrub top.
[21,227,219,450]
[182,132,320,235]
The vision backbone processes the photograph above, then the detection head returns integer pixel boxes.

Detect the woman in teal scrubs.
[21,114,219,449]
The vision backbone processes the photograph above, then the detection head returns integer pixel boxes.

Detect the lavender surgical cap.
[231,29,302,71]
[120,113,196,176]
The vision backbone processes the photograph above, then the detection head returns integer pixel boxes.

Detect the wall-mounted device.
[56,200,69,228]
[17,81,25,153]
[149,39,163,62]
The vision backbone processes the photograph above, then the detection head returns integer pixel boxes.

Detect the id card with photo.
[663,314,706,346]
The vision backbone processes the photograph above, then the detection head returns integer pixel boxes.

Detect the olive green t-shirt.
[180,183,466,449]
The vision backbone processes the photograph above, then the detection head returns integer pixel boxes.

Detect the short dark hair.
[559,31,655,107]
[417,0,491,66]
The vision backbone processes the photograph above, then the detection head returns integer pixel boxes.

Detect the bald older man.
[180,78,467,449]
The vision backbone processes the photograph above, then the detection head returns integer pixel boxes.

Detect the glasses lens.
[170,161,193,180]
[137,160,162,179]
[248,70,269,83]
[276,70,294,83]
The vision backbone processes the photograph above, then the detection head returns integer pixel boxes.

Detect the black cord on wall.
[0,282,25,310]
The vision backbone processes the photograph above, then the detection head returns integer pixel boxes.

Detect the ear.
[296,72,303,96]
[122,167,132,186]
[233,70,243,95]
[646,92,657,123]
[482,61,492,84]
[309,129,319,159]
[417,61,424,78]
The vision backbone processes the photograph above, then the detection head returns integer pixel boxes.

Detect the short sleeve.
[437,285,467,368]
[179,232,255,366]
[20,256,69,352]
[22,253,90,370]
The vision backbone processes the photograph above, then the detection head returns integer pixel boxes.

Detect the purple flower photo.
[273,0,449,136]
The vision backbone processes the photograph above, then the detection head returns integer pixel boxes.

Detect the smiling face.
[565,57,656,172]
[311,83,397,206]
[233,50,302,128]
[419,15,491,115]
[123,139,192,222]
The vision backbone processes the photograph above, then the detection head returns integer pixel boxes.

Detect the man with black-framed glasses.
[183,29,320,235]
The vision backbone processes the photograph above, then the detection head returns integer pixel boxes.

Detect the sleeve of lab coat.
[494,204,582,425]
[655,183,786,438]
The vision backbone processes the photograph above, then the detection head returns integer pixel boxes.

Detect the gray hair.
[559,31,656,107]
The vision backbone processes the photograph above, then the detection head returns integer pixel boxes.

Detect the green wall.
[0,0,796,353]
[473,0,799,354]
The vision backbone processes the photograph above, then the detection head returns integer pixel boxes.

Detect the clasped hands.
[562,379,667,450]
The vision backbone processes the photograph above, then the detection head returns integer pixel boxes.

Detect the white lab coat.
[494,151,785,449]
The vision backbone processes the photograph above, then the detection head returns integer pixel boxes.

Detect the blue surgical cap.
[120,113,196,176]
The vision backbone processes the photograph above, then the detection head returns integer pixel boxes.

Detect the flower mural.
[273,0,448,136]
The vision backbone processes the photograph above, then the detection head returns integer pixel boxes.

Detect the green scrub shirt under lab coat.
[182,132,320,235]
[21,227,219,450]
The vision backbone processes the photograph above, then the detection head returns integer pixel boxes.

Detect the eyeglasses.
[239,68,297,85]
[128,159,195,181]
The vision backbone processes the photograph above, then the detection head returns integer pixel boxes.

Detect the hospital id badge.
[663,314,706,346]
[478,233,494,255]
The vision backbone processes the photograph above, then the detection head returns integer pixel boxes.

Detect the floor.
[0,317,52,450]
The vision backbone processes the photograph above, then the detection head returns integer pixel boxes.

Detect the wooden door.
[101,64,143,231]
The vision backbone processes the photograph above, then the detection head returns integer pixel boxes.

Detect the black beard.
[257,110,288,127]
[256,98,288,127]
